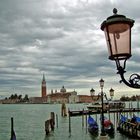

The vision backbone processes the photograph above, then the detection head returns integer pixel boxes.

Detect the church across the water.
[29,74,98,104]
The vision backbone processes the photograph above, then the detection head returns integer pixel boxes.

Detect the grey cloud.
[0,0,140,98]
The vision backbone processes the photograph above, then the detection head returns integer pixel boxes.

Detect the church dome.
[60,86,66,93]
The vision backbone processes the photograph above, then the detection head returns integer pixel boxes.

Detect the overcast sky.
[0,0,140,99]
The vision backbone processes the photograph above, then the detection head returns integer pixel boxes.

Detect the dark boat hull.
[104,124,114,134]
[88,116,99,135]
[103,118,114,135]
[88,124,98,135]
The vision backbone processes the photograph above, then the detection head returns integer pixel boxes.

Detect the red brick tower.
[41,74,47,97]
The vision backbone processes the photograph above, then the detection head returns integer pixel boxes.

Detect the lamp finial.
[113,8,117,14]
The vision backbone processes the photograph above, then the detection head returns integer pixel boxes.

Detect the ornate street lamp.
[109,88,114,100]
[90,88,95,101]
[100,79,104,89]
[101,8,140,88]
[99,78,106,136]
[90,88,95,96]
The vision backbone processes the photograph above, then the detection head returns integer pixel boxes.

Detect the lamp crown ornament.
[113,8,117,14]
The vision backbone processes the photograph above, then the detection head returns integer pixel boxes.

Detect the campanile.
[41,74,47,97]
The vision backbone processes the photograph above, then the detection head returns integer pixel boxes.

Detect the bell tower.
[41,74,47,97]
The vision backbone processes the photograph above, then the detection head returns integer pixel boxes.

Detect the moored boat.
[87,100,125,111]
[117,114,140,138]
[88,115,98,135]
[103,117,114,135]
[101,116,114,135]
[131,114,140,123]
[87,101,108,111]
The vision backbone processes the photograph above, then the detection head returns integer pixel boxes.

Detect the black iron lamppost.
[90,82,114,137]
[101,8,140,88]
[99,78,106,136]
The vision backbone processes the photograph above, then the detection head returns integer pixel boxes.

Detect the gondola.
[117,114,140,138]
[101,116,114,135]
[88,115,98,135]
[131,114,140,123]
[104,117,114,135]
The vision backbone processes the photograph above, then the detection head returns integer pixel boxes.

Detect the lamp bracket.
[117,66,140,88]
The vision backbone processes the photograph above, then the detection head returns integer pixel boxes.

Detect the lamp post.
[91,81,114,138]
[99,78,106,136]
[101,8,140,88]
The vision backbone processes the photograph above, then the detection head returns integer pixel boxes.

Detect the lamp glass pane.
[90,89,95,96]
[99,79,104,88]
[110,91,114,97]
[104,23,131,60]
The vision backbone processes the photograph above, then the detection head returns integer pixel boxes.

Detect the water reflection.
[44,133,55,140]
[108,133,115,139]
[89,133,98,140]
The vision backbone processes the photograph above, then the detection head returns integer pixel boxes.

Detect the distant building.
[29,97,47,104]
[29,75,100,104]
[68,90,79,103]
[78,95,100,103]
[28,74,47,103]
[47,86,99,104]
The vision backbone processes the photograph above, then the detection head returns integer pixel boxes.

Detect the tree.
[120,96,130,101]
[9,94,14,99]
[131,95,136,101]
[18,95,22,100]
[14,94,18,99]
[23,94,29,102]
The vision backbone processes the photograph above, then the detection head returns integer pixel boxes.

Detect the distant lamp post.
[99,78,106,136]
[101,8,140,88]
[109,88,114,100]
[90,88,95,101]
[91,80,114,138]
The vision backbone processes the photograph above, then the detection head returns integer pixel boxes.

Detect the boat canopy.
[88,116,96,125]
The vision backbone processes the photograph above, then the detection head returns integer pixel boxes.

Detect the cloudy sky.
[0,0,140,99]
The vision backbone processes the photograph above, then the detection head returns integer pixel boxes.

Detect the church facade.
[47,86,79,103]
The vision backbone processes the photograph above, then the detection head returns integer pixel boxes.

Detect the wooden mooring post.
[68,109,71,134]
[85,113,87,133]
[113,112,115,130]
[95,114,97,122]
[56,114,58,128]
[45,120,50,135]
[115,112,118,130]
[45,112,56,135]
[82,109,84,128]
[50,112,55,131]
[61,103,67,117]
[10,117,16,140]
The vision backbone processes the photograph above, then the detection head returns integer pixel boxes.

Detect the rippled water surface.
[0,103,139,140]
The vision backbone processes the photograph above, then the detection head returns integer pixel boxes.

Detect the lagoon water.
[0,103,139,140]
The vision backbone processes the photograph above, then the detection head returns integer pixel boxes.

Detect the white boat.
[87,100,125,111]
[87,100,108,111]
[108,100,125,109]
